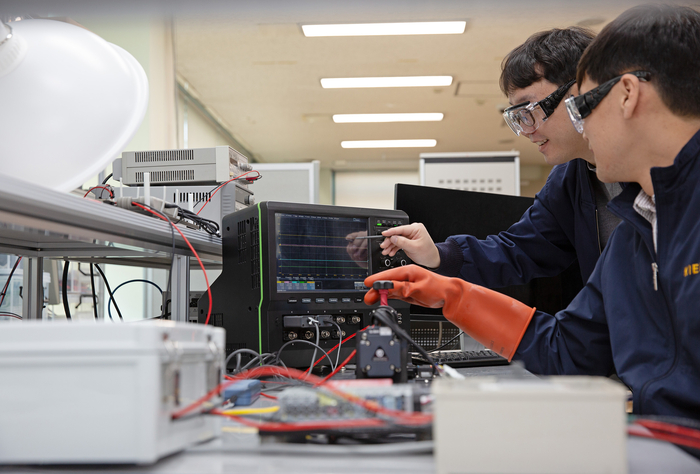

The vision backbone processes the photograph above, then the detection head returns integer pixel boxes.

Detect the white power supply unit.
[433,376,628,474]
[0,321,225,465]
[113,146,251,186]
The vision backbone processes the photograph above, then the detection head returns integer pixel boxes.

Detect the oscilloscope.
[199,201,412,369]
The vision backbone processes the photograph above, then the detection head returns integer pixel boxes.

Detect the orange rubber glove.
[364,265,536,361]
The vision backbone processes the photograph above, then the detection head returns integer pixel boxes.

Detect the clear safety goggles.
[565,71,651,133]
[502,79,576,136]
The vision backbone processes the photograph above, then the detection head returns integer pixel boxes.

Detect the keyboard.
[411,349,508,368]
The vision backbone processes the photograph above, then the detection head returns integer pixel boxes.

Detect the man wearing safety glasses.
[366,4,700,421]
[378,27,622,308]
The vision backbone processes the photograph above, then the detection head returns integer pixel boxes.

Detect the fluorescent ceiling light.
[341,139,437,149]
[321,76,453,89]
[333,113,444,123]
[302,21,467,37]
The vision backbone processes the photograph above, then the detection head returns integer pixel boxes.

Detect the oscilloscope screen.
[275,213,369,292]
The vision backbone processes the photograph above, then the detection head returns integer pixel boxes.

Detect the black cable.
[130,202,174,318]
[371,307,440,375]
[177,207,220,236]
[89,264,99,320]
[76,262,90,276]
[94,264,123,321]
[62,260,72,320]
[428,331,464,353]
[107,279,163,320]
[0,256,22,308]
[132,313,171,322]
[101,173,114,185]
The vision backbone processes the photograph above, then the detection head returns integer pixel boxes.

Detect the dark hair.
[500,27,595,95]
[577,4,700,117]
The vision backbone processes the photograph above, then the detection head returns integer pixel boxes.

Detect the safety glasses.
[565,71,651,133]
[502,79,576,136]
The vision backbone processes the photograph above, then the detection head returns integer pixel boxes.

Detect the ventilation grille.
[409,322,460,352]
[237,220,247,263]
[226,342,247,357]
[134,149,195,163]
[211,313,224,327]
[221,193,235,215]
[174,191,211,205]
[250,217,260,290]
[437,177,503,193]
[136,170,195,183]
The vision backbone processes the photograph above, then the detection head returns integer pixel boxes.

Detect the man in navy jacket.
[366,4,700,420]
[380,27,622,293]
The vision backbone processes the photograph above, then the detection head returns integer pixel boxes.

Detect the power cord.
[94,264,123,321]
[89,264,99,320]
[107,279,163,321]
[0,256,22,308]
[61,260,72,320]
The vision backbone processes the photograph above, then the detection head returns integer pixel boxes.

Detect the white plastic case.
[0,321,225,464]
[433,376,628,474]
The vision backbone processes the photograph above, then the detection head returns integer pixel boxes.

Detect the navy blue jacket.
[435,159,600,288]
[515,129,700,419]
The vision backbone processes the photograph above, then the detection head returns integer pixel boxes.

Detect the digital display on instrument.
[275,213,369,292]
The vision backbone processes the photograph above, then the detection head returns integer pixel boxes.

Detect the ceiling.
[5,0,654,170]
[169,0,649,170]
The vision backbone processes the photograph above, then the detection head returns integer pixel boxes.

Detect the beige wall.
[333,164,552,211]
[520,164,553,198]
[76,18,178,320]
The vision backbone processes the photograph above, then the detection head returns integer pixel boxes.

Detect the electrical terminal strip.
[274,383,424,423]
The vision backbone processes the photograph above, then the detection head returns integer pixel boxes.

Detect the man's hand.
[379,223,441,269]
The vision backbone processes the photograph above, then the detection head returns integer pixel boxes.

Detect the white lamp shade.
[0,19,148,192]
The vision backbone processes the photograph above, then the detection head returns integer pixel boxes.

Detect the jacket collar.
[650,127,700,195]
[605,127,700,253]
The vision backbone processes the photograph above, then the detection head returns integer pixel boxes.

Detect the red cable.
[196,170,261,215]
[379,289,388,306]
[216,411,389,432]
[130,202,212,325]
[83,185,114,198]
[304,327,366,374]
[172,365,431,425]
[629,425,700,450]
[0,313,22,320]
[315,349,356,387]
[172,366,306,419]
[260,392,278,400]
[635,419,700,441]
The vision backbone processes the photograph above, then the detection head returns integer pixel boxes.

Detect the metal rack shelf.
[0,174,222,320]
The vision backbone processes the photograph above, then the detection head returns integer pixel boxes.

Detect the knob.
[372,281,394,290]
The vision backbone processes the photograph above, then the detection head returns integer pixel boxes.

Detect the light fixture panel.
[341,139,437,149]
[321,76,453,89]
[333,113,444,123]
[302,21,467,37]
